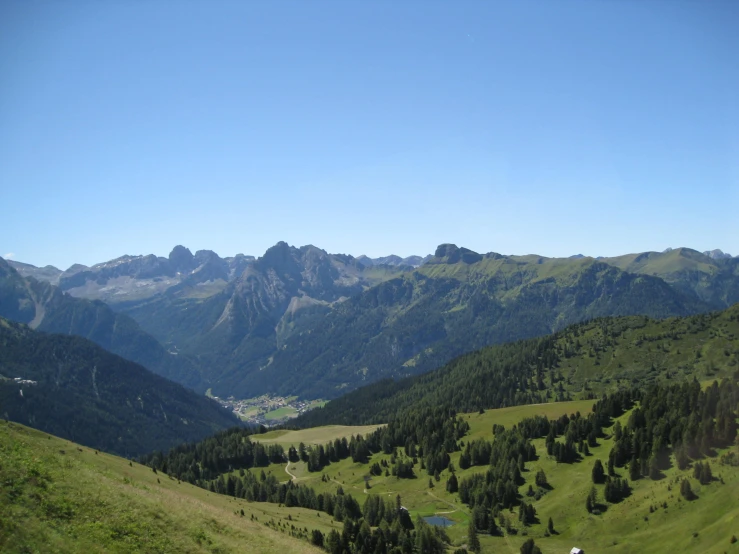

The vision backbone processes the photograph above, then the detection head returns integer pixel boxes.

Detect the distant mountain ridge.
[9,242,739,401]
[600,247,739,308]
[356,254,432,268]
[703,249,733,260]
[10,246,255,307]
[254,243,711,399]
[0,257,203,387]
[120,242,409,391]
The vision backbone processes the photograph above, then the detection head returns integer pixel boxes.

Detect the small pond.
[423,516,455,527]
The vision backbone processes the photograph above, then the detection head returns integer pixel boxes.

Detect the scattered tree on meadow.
[520,538,542,554]
[586,486,597,513]
[592,459,605,483]
[535,469,548,488]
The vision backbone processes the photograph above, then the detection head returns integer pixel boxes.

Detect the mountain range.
[4,243,739,401]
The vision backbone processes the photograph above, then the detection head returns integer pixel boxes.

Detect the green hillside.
[298,303,739,426]
[0,317,239,457]
[0,421,327,554]
[601,248,739,308]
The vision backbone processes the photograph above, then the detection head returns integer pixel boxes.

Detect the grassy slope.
[554,306,739,396]
[0,422,337,554]
[255,425,384,448]
[601,248,718,277]
[254,401,739,554]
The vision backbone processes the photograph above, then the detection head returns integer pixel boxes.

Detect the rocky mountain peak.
[703,249,732,260]
[433,244,483,264]
[259,241,299,271]
[169,245,195,272]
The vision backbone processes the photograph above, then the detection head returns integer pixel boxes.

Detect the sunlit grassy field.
[0,421,334,554]
[254,424,384,448]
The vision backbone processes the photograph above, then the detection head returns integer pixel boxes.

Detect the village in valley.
[206,391,326,426]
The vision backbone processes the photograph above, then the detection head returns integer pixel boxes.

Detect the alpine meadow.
[1,1,738,553]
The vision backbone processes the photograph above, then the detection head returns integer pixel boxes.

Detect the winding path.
[284,462,298,482]
[426,489,467,515]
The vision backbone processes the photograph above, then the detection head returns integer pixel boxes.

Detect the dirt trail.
[284,462,297,481]
[426,490,466,514]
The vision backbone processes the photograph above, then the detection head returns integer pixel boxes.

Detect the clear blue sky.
[1,1,737,269]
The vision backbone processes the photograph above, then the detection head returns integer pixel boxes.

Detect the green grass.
[0,421,334,554]
[264,406,299,420]
[6,399,739,553]
[257,401,739,553]
[255,424,383,448]
[463,400,595,441]
[602,248,719,277]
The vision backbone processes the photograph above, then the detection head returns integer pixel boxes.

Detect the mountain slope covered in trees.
[297,303,739,426]
[0,318,239,456]
[0,257,204,387]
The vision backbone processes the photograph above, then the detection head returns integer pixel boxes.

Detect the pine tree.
[629,455,641,481]
[520,538,542,554]
[586,486,597,512]
[446,473,459,493]
[535,469,548,488]
[548,517,554,534]
[468,520,481,553]
[592,459,605,483]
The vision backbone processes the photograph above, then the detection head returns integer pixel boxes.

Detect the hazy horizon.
[3,240,735,272]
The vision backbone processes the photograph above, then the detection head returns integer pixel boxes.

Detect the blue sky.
[1,1,737,269]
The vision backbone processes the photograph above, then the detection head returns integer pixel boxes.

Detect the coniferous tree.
[629,455,641,481]
[520,538,542,554]
[467,520,481,553]
[592,459,605,483]
[446,473,459,493]
[586,486,597,513]
[535,469,548,488]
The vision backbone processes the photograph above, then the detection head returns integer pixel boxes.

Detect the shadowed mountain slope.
[0,317,239,456]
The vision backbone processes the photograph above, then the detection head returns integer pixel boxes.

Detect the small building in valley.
[570,548,584,554]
